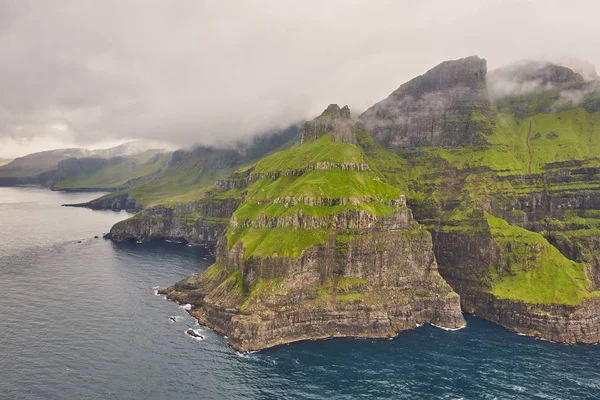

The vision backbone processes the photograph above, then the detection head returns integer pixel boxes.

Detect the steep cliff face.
[360,56,494,149]
[106,189,241,246]
[107,57,600,346]
[390,60,600,343]
[161,107,464,351]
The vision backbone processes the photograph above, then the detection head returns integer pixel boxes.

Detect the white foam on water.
[179,304,192,310]
[415,323,424,328]
[235,350,257,358]
[152,286,160,290]
[535,336,558,343]
[136,240,142,244]
[431,323,466,332]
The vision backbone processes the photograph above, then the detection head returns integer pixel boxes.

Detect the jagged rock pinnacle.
[298,104,357,145]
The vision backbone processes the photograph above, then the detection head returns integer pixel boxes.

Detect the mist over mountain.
[2,1,600,158]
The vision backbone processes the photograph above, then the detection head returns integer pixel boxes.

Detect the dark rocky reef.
[360,56,494,148]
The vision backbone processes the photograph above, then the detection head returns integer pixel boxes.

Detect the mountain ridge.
[77,55,600,348]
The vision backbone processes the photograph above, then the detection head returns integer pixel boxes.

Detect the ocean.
[1,187,599,399]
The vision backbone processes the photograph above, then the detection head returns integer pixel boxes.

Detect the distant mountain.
[76,125,299,210]
[0,158,12,167]
[0,141,170,188]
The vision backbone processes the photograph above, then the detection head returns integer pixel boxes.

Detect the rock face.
[106,187,242,246]
[160,106,464,351]
[360,56,494,149]
[299,104,357,144]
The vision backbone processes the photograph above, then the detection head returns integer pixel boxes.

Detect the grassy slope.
[226,133,402,259]
[93,156,237,208]
[486,214,598,305]
[417,108,600,175]
[398,106,600,306]
[93,133,299,209]
[0,155,73,178]
[55,152,171,189]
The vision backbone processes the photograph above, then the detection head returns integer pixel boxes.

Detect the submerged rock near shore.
[160,105,464,351]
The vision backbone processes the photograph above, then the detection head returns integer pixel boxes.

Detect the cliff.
[360,56,494,149]
[107,57,600,347]
[391,60,600,343]
[160,107,464,351]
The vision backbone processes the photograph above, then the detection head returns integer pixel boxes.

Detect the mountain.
[146,105,462,351]
[73,125,299,211]
[0,141,170,189]
[368,57,600,343]
[0,148,90,183]
[0,158,12,167]
[360,56,494,148]
[102,56,600,348]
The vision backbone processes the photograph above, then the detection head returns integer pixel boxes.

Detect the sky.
[0,0,599,158]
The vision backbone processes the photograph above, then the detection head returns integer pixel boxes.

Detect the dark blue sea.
[1,187,599,399]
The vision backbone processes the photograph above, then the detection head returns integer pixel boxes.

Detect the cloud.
[1,0,600,157]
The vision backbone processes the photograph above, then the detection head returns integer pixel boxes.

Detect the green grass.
[220,131,408,260]
[240,278,284,310]
[336,293,365,303]
[486,213,596,305]
[227,227,330,259]
[252,134,365,173]
[404,109,600,176]
[218,270,244,294]
[246,169,400,203]
[56,153,170,189]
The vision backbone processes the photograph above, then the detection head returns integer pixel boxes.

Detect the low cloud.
[1,1,600,157]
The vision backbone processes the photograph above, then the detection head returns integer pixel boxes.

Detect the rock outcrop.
[360,56,494,148]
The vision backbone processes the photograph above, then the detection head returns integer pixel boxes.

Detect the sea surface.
[1,187,600,399]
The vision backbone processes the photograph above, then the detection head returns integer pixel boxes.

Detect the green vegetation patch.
[486,213,596,306]
[227,227,330,259]
[246,169,400,202]
[56,153,170,189]
[252,134,365,173]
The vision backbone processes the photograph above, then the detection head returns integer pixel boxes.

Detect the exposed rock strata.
[162,205,464,351]
[160,106,464,351]
[360,56,494,148]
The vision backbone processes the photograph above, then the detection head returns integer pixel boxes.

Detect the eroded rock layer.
[161,107,464,351]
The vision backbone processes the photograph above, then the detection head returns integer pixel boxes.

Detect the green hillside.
[227,132,402,259]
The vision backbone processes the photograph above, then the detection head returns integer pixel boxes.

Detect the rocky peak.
[298,104,357,145]
[360,56,494,149]
[390,56,487,99]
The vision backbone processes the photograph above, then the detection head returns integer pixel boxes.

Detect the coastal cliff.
[160,106,464,351]
[102,56,600,347]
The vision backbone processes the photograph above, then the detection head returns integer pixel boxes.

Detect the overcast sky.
[0,0,598,158]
